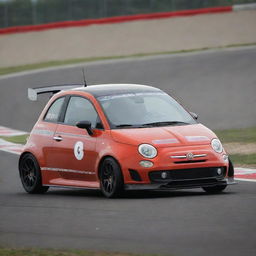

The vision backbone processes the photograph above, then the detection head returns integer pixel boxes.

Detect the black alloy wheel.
[99,157,124,198]
[19,153,49,194]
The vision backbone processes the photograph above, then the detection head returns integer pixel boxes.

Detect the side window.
[44,97,65,123]
[64,96,101,128]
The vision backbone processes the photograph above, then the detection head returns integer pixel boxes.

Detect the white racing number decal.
[74,141,84,160]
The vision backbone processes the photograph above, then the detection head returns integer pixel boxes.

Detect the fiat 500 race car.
[19,84,235,198]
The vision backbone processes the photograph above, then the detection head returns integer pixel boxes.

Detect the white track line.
[235,178,256,182]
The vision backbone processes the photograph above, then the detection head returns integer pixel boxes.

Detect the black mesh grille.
[149,167,226,183]
[161,179,227,189]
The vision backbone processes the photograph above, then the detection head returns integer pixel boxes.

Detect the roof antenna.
[82,67,87,87]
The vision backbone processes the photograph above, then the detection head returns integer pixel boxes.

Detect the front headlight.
[211,139,223,153]
[138,144,157,158]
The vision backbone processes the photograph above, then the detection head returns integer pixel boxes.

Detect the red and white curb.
[233,168,256,182]
[0,139,24,155]
[0,125,28,137]
[0,125,27,155]
[0,125,255,182]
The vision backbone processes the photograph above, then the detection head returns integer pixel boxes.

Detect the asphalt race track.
[0,47,256,256]
[0,46,256,131]
[0,151,256,256]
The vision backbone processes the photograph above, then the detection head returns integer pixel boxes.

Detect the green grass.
[0,43,255,76]
[229,153,256,166]
[0,56,123,76]
[0,134,28,144]
[215,127,256,166]
[214,127,256,144]
[0,248,164,256]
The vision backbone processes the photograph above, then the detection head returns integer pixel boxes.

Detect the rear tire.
[19,153,49,194]
[99,157,124,198]
[202,185,227,194]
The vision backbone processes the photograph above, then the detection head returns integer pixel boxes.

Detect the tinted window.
[44,97,65,123]
[64,96,100,128]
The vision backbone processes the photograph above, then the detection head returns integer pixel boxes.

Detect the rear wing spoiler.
[28,84,83,101]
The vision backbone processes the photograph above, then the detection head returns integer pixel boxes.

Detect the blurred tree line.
[0,0,254,28]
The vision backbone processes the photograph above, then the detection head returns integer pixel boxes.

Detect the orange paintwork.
[22,88,230,189]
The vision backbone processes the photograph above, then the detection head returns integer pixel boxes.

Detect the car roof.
[72,84,162,97]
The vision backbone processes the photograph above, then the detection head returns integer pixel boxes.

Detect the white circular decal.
[74,141,84,160]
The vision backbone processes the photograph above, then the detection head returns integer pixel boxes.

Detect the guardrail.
[0,0,255,35]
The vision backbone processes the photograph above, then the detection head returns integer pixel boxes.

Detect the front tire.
[19,153,49,194]
[228,159,234,177]
[99,157,124,198]
[202,185,227,194]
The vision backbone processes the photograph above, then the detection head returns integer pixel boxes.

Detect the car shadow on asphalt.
[44,188,235,199]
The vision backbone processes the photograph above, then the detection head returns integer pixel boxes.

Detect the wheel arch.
[18,151,49,194]
[97,155,124,181]
[19,148,46,169]
[19,151,34,166]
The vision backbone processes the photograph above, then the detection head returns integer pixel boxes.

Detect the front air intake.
[129,169,142,181]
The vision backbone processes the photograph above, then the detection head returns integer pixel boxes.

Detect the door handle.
[53,136,63,142]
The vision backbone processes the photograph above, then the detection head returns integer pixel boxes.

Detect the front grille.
[174,159,206,164]
[149,167,226,183]
[160,179,227,189]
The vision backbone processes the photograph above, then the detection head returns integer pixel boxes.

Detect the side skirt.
[44,184,100,190]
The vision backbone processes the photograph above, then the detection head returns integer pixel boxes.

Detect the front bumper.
[125,177,237,190]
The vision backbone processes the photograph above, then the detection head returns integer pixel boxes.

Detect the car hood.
[110,124,216,147]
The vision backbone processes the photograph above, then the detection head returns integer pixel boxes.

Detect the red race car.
[19,84,236,198]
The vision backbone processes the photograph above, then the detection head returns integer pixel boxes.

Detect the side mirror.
[76,121,93,135]
[190,112,198,120]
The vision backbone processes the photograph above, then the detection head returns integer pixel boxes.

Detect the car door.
[46,95,103,186]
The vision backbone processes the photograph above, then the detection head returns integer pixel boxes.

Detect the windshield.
[97,92,196,128]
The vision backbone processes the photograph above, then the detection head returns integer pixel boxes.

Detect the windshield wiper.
[115,124,134,128]
[115,124,145,128]
[115,121,189,128]
[142,121,189,127]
